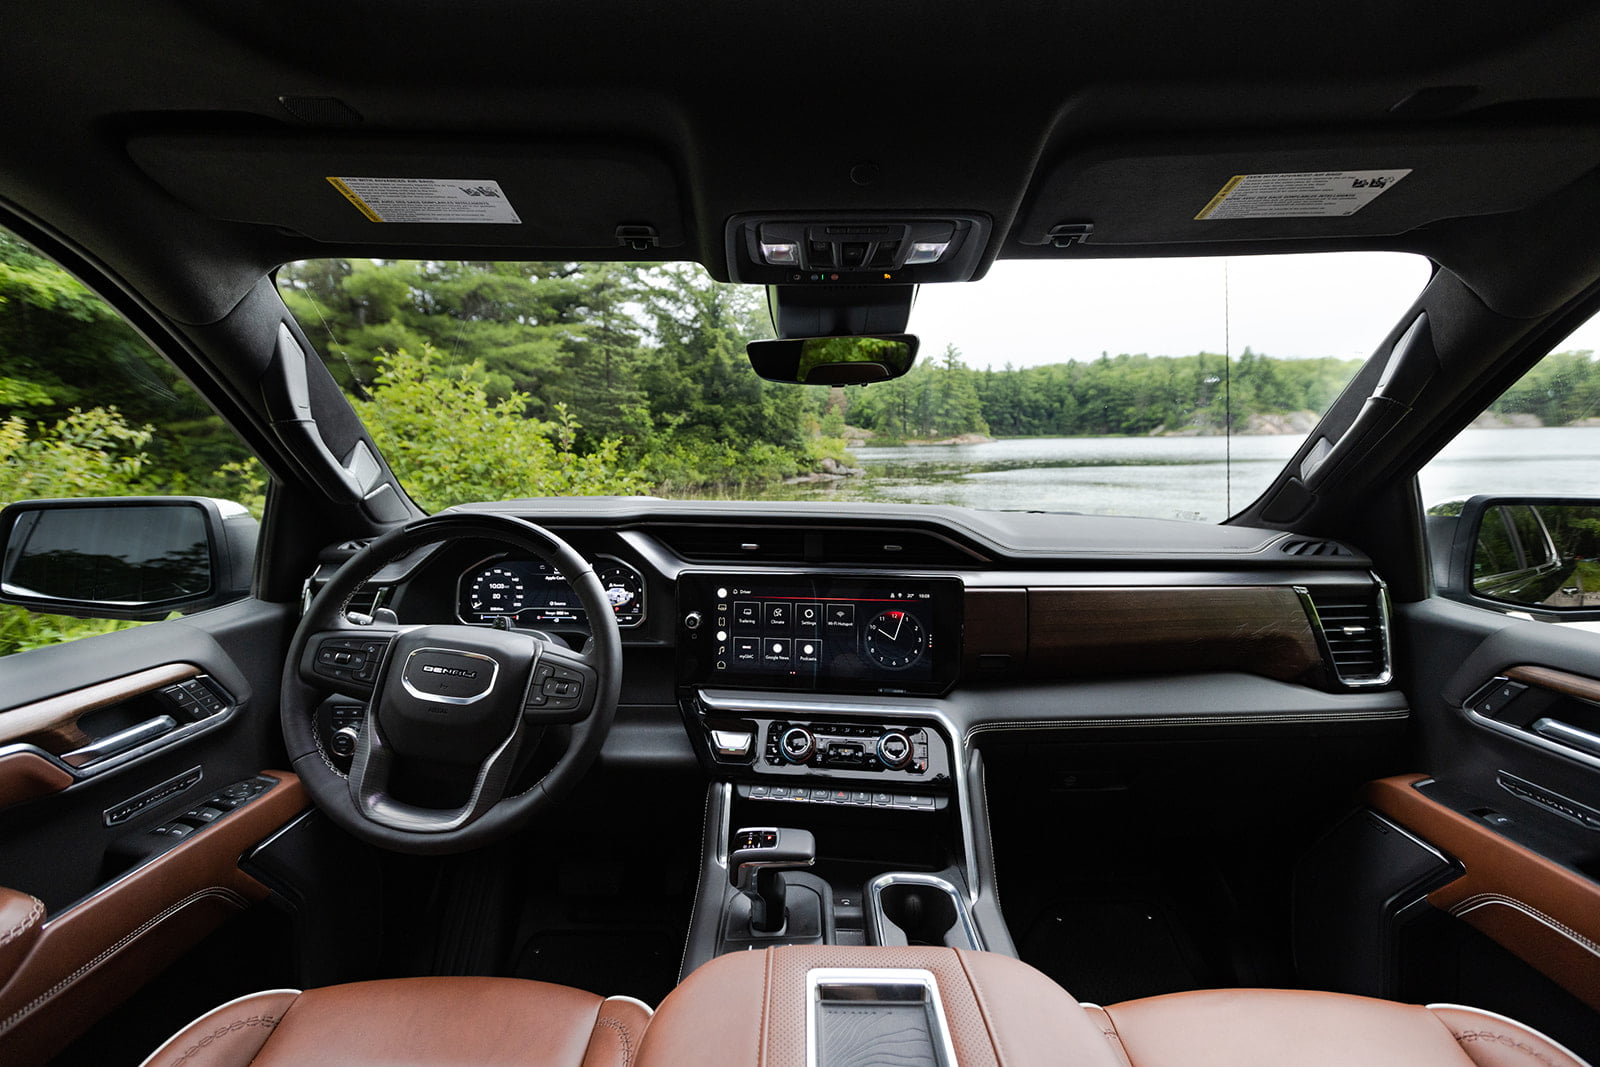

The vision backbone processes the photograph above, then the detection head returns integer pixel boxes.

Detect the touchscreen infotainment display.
[676,574,962,695]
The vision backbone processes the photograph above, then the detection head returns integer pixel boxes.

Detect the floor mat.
[512,928,681,1006]
[1018,897,1208,1005]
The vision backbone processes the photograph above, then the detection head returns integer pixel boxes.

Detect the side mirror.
[1426,495,1600,619]
[746,334,919,385]
[0,497,258,621]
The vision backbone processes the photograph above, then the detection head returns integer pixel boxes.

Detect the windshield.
[279,253,1430,521]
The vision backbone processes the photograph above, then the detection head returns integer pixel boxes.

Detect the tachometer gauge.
[464,564,528,621]
[862,608,927,670]
[597,559,646,627]
[457,555,645,628]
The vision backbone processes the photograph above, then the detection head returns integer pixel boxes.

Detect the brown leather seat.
[140,976,651,1067]
[1083,988,1591,1067]
[630,947,1592,1067]
[145,953,1592,1066]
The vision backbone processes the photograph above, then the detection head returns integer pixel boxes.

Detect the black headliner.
[5,0,1600,326]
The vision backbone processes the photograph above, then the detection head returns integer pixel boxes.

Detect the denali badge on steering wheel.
[400,648,499,705]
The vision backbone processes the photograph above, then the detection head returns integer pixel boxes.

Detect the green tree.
[352,346,647,510]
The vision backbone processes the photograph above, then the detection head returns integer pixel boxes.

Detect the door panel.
[0,597,305,1064]
[1366,774,1600,1010]
[0,773,305,1064]
[1389,597,1600,1012]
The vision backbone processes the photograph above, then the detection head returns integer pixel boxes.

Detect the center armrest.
[637,945,1121,1067]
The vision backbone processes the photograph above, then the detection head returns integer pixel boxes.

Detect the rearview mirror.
[746,334,919,385]
[1426,495,1600,619]
[0,497,258,621]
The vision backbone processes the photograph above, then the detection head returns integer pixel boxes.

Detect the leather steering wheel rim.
[280,513,623,855]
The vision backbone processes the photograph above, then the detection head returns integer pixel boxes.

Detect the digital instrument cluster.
[456,555,645,628]
[676,573,962,695]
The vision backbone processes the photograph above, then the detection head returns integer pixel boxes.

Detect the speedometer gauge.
[457,555,646,628]
[465,565,528,620]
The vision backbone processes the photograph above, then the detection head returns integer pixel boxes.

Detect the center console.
[672,571,1010,977]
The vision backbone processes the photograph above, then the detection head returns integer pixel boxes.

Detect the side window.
[1421,310,1600,621]
[0,228,261,655]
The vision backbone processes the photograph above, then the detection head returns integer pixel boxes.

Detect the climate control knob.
[779,726,816,763]
[876,730,913,769]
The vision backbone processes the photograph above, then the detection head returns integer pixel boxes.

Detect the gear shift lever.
[729,827,816,934]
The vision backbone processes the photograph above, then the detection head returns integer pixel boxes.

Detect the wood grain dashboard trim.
[1506,665,1600,705]
[1365,773,1600,1011]
[0,663,198,753]
[1025,586,1323,684]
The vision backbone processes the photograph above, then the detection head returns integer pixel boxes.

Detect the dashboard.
[322,500,1410,802]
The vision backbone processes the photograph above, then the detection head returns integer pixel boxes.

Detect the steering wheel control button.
[312,636,393,687]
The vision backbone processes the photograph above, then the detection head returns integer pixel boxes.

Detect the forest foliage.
[4,236,1599,652]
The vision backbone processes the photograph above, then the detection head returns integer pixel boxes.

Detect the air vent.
[648,525,983,566]
[818,529,985,566]
[1302,585,1391,686]
[1281,538,1353,558]
[651,526,808,562]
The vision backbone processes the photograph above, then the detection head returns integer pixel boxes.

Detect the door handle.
[1531,717,1600,761]
[62,715,178,768]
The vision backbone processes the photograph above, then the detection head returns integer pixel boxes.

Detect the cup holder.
[866,873,980,950]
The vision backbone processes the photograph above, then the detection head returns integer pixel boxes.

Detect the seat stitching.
[168,1002,290,1067]
[758,948,772,1067]
[0,887,248,1037]
[1449,893,1600,957]
[955,948,1006,1065]
[1085,1005,1135,1067]
[1448,1025,1567,1067]
[0,897,44,947]
[592,1014,634,1067]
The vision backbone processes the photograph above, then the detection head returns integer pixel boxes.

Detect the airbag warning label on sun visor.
[1194,170,1411,220]
[326,177,523,224]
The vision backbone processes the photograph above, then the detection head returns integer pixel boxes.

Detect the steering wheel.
[280,513,622,854]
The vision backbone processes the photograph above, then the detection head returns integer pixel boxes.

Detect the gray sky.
[908,252,1600,370]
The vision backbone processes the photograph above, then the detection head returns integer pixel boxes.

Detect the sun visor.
[127,134,686,249]
[1013,125,1600,248]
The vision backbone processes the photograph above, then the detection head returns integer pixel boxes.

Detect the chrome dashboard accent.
[864,872,983,950]
[1465,704,1600,775]
[62,714,177,768]
[1295,571,1394,688]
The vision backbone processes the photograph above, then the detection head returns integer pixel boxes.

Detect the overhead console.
[724,213,993,285]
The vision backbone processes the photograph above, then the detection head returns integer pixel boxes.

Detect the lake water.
[776,428,1600,523]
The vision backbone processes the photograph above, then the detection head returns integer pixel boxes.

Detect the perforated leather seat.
[140,976,651,1067]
